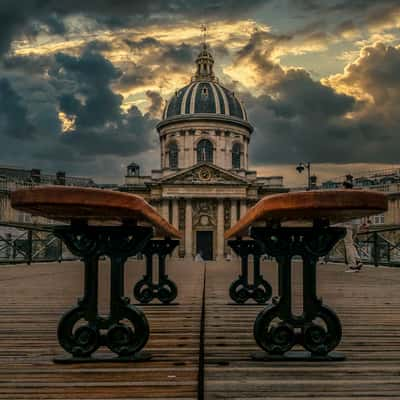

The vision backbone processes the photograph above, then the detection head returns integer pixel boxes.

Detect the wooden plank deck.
[204,260,400,399]
[1,259,400,399]
[0,259,204,399]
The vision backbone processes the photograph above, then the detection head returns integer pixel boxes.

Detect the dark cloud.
[146,90,163,118]
[50,47,158,156]
[51,50,123,128]
[0,0,269,57]
[289,0,400,38]
[246,71,358,165]
[232,33,400,166]
[115,40,202,92]
[0,78,35,139]
[289,0,397,13]
[327,42,400,122]
[0,44,159,180]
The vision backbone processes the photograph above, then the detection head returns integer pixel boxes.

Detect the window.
[232,142,241,169]
[168,141,178,169]
[197,139,213,163]
[373,213,385,225]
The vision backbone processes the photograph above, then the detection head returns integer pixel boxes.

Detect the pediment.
[159,163,249,185]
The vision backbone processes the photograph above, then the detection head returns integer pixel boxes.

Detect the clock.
[198,167,212,181]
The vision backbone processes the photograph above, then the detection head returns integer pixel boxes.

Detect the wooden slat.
[225,190,388,239]
[204,260,400,399]
[0,259,203,399]
[10,186,181,238]
[2,258,400,398]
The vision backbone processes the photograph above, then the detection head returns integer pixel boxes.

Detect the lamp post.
[296,162,311,190]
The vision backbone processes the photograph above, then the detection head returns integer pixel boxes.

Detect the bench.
[11,186,181,362]
[225,189,388,360]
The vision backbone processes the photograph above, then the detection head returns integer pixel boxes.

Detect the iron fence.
[329,226,400,267]
[0,222,76,265]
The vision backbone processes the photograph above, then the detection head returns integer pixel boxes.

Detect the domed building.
[123,43,286,260]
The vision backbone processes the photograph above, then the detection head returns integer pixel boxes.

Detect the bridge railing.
[329,226,400,267]
[0,222,76,265]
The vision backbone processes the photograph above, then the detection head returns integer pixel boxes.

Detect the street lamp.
[296,162,311,190]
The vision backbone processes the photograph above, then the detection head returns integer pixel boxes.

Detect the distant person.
[342,221,363,272]
[195,251,204,262]
[340,175,363,272]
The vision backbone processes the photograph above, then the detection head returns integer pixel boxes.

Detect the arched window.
[232,142,241,169]
[168,141,178,169]
[197,139,213,163]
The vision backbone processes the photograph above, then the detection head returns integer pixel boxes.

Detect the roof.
[160,44,249,126]
[162,81,247,121]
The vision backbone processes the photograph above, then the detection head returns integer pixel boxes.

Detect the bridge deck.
[0,260,400,399]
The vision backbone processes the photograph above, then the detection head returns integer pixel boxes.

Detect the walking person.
[340,174,363,272]
[342,221,363,272]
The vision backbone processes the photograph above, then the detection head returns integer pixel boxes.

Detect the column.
[161,199,169,222]
[240,199,247,220]
[230,200,238,258]
[217,199,225,260]
[185,199,193,259]
[184,131,189,169]
[243,138,248,169]
[231,200,237,227]
[172,199,179,257]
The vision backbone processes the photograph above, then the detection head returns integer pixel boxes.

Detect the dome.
[163,81,248,121]
[161,44,248,123]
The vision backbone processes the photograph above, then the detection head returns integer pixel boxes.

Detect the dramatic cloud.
[0,1,268,57]
[0,78,34,139]
[146,90,163,118]
[0,44,158,180]
[245,40,400,166]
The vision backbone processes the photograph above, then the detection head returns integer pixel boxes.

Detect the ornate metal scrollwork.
[134,278,154,303]
[253,304,296,354]
[134,239,179,304]
[157,278,178,304]
[251,225,346,359]
[227,239,272,304]
[53,225,155,361]
[57,306,101,357]
[134,277,178,304]
[106,305,149,356]
[229,276,272,304]
[302,305,342,355]
[229,277,251,304]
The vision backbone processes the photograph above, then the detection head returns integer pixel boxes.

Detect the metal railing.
[329,226,400,267]
[0,222,76,265]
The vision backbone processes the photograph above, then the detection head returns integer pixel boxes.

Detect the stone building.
[322,169,400,228]
[0,167,95,224]
[122,44,286,259]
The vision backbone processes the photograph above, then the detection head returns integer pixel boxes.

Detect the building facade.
[0,167,95,224]
[321,168,400,228]
[122,44,286,259]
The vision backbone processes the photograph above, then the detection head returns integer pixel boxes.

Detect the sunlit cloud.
[58,111,76,133]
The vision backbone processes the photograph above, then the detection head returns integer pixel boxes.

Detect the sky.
[1,0,400,187]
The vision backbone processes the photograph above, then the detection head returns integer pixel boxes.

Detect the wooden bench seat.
[10,186,181,362]
[225,189,387,239]
[11,186,180,238]
[224,189,388,360]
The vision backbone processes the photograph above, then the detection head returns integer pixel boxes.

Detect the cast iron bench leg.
[134,239,179,304]
[53,224,153,362]
[228,239,272,304]
[251,224,346,360]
